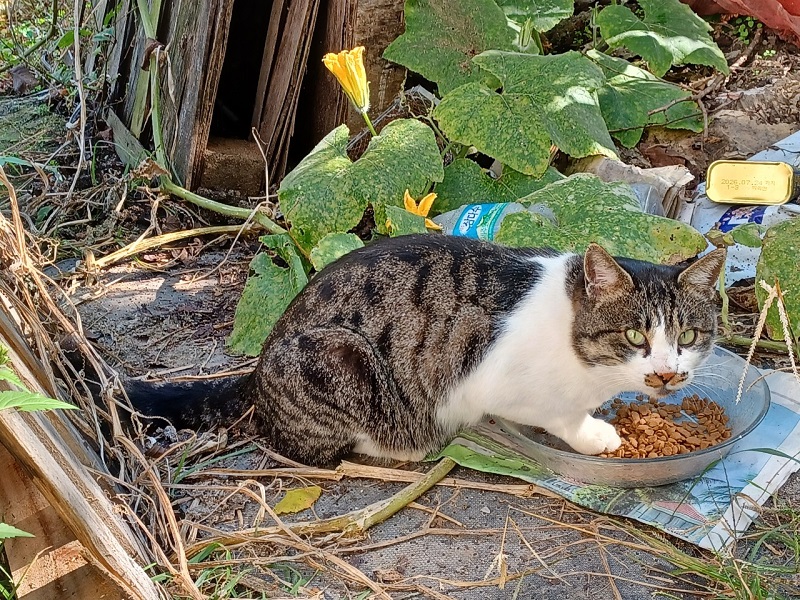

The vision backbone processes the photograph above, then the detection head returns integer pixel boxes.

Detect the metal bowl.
[496,346,771,487]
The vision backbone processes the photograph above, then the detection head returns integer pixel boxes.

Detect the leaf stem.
[720,334,788,354]
[361,111,378,137]
[159,177,286,235]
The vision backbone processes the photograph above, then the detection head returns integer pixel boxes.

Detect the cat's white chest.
[437,254,617,433]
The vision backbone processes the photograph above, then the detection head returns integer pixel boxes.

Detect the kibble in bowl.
[494,346,770,487]
[598,395,732,459]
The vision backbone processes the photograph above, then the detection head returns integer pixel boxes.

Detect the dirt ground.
[3,13,800,600]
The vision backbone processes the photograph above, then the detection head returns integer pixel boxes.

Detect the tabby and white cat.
[129,235,725,466]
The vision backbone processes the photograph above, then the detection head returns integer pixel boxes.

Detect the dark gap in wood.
[211,0,272,139]
[157,0,173,43]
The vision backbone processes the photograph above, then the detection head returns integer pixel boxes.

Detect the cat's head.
[571,244,726,397]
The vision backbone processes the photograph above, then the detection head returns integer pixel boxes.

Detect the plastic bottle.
[432,202,556,241]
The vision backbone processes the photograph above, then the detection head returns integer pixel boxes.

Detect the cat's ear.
[583,243,634,301]
[678,248,726,290]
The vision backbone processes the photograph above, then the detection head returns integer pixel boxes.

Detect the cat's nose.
[655,371,676,384]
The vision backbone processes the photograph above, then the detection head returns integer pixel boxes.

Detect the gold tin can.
[706,160,800,205]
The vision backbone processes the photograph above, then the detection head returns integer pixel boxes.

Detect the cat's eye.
[678,329,697,346]
[625,329,646,346]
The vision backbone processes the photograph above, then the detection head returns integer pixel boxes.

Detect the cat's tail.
[123,375,250,431]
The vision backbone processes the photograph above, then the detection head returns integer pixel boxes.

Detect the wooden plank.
[157,0,234,187]
[106,0,233,188]
[254,0,320,178]
[185,0,236,188]
[272,0,321,176]
[0,446,124,600]
[107,0,134,104]
[106,109,148,168]
[251,0,290,131]
[0,391,159,599]
[0,305,161,600]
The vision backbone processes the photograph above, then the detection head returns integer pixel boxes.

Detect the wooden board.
[108,0,235,188]
[253,0,321,179]
[159,0,236,188]
[0,306,160,599]
[0,446,125,599]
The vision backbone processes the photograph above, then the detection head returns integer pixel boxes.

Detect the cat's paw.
[567,417,622,455]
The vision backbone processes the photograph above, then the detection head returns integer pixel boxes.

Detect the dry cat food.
[597,394,732,459]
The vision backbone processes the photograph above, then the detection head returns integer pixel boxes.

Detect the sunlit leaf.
[589,50,702,148]
[496,174,706,263]
[434,51,616,178]
[376,205,428,237]
[596,0,728,77]
[0,391,76,412]
[274,486,322,515]
[0,523,33,539]
[310,233,365,271]
[433,158,563,215]
[383,0,517,95]
[228,239,309,356]
[496,0,574,33]
[279,120,442,253]
[755,218,800,342]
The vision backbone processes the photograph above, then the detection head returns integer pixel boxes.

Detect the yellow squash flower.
[403,189,442,230]
[322,46,370,114]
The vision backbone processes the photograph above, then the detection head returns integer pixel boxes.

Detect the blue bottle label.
[454,203,508,240]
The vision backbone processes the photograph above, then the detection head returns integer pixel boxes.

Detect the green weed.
[731,16,763,45]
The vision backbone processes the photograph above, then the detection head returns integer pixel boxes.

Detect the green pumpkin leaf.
[595,0,728,78]
[228,243,309,356]
[383,0,517,95]
[588,50,703,148]
[434,51,616,178]
[310,233,365,271]
[730,223,767,248]
[496,0,574,33]
[261,234,311,287]
[498,174,706,263]
[0,391,76,412]
[433,159,563,215]
[376,205,429,237]
[528,173,641,221]
[278,126,354,253]
[0,523,33,539]
[279,120,443,253]
[274,486,322,516]
[730,223,765,248]
[756,218,800,343]
[495,210,576,248]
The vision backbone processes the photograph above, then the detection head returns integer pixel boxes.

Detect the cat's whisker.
[684,381,721,400]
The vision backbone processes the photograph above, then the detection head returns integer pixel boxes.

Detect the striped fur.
[127,235,725,465]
